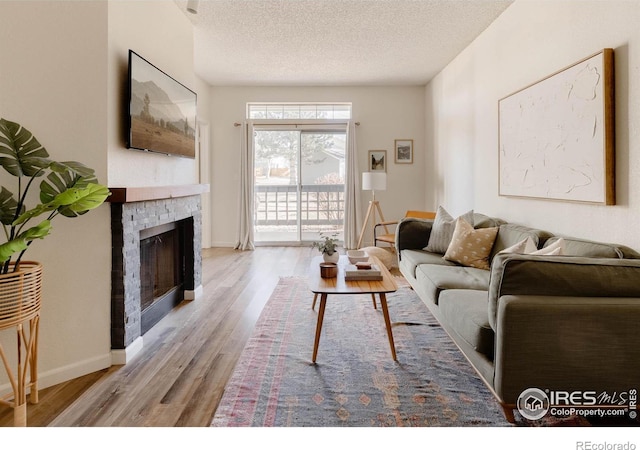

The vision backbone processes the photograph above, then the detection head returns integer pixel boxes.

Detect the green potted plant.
[0,118,110,272]
[312,232,340,263]
[0,118,110,427]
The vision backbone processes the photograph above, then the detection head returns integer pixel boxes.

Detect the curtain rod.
[234,122,359,127]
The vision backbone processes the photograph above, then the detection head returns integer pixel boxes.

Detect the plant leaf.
[0,238,28,263]
[0,186,23,225]
[17,219,51,241]
[14,183,110,225]
[12,203,55,225]
[57,183,110,218]
[0,118,50,177]
[0,221,51,263]
[40,160,98,204]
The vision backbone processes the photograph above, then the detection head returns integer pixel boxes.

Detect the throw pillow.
[531,237,565,256]
[532,246,562,256]
[499,237,538,254]
[359,246,398,270]
[424,206,474,254]
[443,218,499,270]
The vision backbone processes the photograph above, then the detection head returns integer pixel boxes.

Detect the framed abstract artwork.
[498,49,615,205]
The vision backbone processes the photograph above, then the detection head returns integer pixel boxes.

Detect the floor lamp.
[357,172,388,249]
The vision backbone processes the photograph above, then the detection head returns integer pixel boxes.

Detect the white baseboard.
[0,352,112,398]
[209,241,236,248]
[110,336,144,365]
[184,284,203,301]
[0,286,207,399]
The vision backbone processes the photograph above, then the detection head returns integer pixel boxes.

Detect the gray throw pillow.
[424,206,474,254]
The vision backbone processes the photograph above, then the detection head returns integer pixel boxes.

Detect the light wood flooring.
[0,246,315,427]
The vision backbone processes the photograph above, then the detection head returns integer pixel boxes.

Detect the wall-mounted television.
[127,50,197,158]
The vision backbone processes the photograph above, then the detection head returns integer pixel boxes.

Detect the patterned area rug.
[211,277,510,427]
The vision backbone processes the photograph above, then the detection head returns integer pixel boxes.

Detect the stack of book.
[344,263,383,281]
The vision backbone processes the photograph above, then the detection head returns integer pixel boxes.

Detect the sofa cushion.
[415,263,490,305]
[444,218,499,270]
[489,223,553,259]
[473,213,505,229]
[424,206,474,254]
[439,289,494,359]
[399,249,455,280]
[543,236,623,258]
[487,253,640,330]
[396,218,434,251]
[618,245,640,259]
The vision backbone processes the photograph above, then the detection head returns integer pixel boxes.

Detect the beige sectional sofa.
[396,209,640,423]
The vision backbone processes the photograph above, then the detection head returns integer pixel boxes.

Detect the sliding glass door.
[253,126,346,244]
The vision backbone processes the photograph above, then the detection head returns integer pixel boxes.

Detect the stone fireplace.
[109,184,208,364]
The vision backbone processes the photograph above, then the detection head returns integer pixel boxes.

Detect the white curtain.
[234,121,255,250]
[343,121,361,249]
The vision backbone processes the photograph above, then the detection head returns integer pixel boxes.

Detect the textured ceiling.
[176,0,513,86]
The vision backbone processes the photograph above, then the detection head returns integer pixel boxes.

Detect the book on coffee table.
[344,264,383,281]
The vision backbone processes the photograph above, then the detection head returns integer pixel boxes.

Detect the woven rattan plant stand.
[0,261,42,427]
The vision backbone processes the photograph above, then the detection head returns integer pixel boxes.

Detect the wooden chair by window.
[374,210,436,247]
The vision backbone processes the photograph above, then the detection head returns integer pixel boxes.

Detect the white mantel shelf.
[107,184,210,203]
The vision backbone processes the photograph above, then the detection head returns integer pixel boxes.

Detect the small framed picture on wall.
[394,139,413,164]
[368,150,387,172]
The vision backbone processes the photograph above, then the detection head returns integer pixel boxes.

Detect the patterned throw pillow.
[424,206,474,254]
[443,218,499,270]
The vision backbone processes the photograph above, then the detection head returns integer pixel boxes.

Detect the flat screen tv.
[127,50,197,158]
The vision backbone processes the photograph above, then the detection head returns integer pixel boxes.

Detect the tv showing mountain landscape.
[127,50,197,158]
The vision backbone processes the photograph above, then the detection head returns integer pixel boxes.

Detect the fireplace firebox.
[139,221,186,334]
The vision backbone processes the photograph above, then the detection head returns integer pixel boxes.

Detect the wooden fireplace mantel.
[107,184,210,203]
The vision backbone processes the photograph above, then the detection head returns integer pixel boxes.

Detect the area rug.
[211,276,513,427]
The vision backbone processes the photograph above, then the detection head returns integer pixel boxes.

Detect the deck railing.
[254,184,344,226]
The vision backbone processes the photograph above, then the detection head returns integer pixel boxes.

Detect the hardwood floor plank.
[0,246,316,427]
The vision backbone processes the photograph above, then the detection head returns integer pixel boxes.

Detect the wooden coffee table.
[308,254,398,362]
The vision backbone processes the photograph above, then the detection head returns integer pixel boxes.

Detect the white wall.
[0,0,209,393]
[106,0,212,257]
[208,86,426,247]
[425,0,640,250]
[107,0,204,188]
[0,1,111,389]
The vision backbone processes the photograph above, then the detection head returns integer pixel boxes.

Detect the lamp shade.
[362,172,387,191]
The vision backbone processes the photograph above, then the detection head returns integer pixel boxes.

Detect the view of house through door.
[254,127,346,244]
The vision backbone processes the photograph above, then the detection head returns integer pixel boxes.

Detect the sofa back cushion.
[487,253,640,330]
[489,224,553,260]
[473,213,505,229]
[542,236,634,259]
